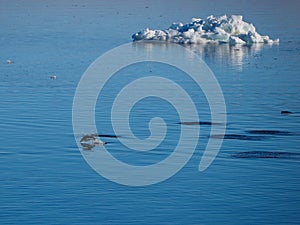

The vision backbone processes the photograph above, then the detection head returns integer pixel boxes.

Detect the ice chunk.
[132,15,279,45]
[229,36,246,45]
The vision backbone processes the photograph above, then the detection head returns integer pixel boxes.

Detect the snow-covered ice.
[132,15,279,45]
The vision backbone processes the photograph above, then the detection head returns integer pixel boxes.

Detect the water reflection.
[133,41,277,70]
[186,43,269,70]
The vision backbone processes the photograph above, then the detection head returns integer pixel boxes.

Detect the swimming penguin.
[80,134,106,150]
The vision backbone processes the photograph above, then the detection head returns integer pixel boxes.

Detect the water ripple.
[231,151,300,160]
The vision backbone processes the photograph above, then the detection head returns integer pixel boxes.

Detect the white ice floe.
[132,15,279,45]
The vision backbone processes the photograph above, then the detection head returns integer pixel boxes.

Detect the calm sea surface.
[1,0,300,224]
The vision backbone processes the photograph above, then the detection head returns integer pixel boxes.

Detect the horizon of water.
[1,1,300,224]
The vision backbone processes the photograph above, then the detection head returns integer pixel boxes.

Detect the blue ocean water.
[1,0,300,224]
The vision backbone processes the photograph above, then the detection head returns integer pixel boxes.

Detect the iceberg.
[132,15,279,45]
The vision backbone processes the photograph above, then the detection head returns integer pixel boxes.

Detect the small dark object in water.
[179,121,223,126]
[211,134,265,141]
[281,110,292,115]
[50,75,57,80]
[96,134,120,138]
[232,151,300,159]
[247,130,291,136]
